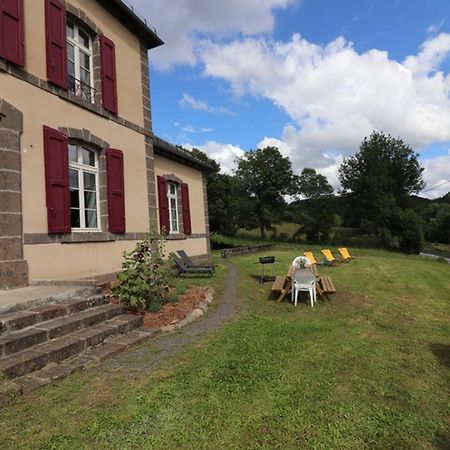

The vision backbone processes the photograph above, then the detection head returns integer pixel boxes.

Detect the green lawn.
[1,247,449,449]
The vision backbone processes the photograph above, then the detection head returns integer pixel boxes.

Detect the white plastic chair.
[291,256,312,270]
[291,268,316,307]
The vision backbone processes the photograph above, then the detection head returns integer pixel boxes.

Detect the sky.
[127,0,450,199]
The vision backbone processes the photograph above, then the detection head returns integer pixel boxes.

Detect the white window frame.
[167,182,179,234]
[69,144,101,231]
[66,20,94,103]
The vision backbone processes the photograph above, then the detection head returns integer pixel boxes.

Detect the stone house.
[0,0,211,289]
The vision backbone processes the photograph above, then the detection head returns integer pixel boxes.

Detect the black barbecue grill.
[258,256,276,283]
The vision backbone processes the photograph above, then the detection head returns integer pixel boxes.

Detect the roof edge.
[96,0,164,49]
[152,136,214,172]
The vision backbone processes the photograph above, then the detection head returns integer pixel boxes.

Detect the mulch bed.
[108,287,207,328]
[142,287,206,328]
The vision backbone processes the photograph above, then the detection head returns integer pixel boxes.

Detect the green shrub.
[112,235,174,311]
[389,208,424,253]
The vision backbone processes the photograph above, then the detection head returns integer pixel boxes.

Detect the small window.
[67,20,95,103]
[167,182,179,233]
[69,143,100,230]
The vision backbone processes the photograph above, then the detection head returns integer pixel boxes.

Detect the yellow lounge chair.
[303,251,318,266]
[338,247,354,262]
[321,249,336,265]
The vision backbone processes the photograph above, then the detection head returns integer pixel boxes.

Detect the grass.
[0,247,449,449]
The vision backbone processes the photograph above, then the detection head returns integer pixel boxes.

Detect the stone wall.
[0,99,28,288]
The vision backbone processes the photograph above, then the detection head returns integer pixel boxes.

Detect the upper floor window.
[67,21,95,103]
[69,143,100,230]
[167,182,179,233]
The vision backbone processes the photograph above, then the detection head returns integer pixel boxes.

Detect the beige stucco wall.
[24,240,137,281]
[23,0,145,127]
[0,71,151,281]
[165,238,208,259]
[154,155,207,235]
[0,76,149,234]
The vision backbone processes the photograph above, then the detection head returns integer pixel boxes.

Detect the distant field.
[423,243,450,258]
[237,222,299,240]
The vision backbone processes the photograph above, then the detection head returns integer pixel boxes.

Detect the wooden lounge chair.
[320,249,336,266]
[170,253,213,277]
[303,251,319,266]
[177,249,215,272]
[338,247,354,262]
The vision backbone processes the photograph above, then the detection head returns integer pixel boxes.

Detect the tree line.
[187,131,450,253]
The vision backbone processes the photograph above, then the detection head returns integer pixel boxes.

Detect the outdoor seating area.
[270,248,347,305]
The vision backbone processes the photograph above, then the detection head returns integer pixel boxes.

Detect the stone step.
[57,295,107,313]
[0,286,103,316]
[0,303,125,357]
[14,328,153,392]
[0,314,143,379]
[0,294,106,335]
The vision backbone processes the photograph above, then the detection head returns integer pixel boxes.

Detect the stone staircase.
[0,289,154,398]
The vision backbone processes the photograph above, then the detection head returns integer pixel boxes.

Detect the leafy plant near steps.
[112,234,174,311]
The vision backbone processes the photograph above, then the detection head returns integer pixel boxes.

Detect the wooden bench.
[271,268,336,303]
[271,276,287,293]
[318,275,336,296]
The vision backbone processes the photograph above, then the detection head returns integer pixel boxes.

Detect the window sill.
[61,232,115,243]
[166,233,187,240]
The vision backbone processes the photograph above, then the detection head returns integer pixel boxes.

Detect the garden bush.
[112,235,174,311]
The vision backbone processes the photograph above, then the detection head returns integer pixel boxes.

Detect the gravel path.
[105,264,241,371]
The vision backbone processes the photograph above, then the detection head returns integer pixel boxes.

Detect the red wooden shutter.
[157,176,169,233]
[181,183,192,235]
[106,149,125,233]
[43,126,70,234]
[100,35,118,114]
[45,0,67,88]
[0,0,25,66]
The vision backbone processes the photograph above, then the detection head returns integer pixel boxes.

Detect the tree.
[298,168,333,199]
[296,168,335,243]
[236,146,297,237]
[338,131,425,252]
[422,203,450,244]
[188,148,241,236]
[339,131,425,230]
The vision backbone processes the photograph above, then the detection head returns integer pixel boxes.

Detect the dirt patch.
[142,287,206,328]
[328,289,370,309]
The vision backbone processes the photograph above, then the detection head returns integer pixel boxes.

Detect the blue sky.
[129,0,450,198]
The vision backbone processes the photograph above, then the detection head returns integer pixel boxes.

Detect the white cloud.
[181,124,198,133]
[179,93,211,111]
[426,19,446,35]
[421,151,450,199]
[179,93,233,115]
[129,0,297,69]
[183,141,245,174]
[404,32,450,74]
[197,33,450,197]
[175,123,214,137]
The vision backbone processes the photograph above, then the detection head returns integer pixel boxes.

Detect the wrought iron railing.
[68,75,96,103]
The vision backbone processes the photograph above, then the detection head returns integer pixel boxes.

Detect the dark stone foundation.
[0,99,28,288]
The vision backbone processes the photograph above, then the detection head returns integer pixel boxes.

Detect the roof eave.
[96,0,164,49]
[153,136,214,172]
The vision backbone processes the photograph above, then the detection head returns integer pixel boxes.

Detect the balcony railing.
[68,75,96,104]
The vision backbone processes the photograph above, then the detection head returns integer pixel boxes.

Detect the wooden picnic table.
[271,264,335,303]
